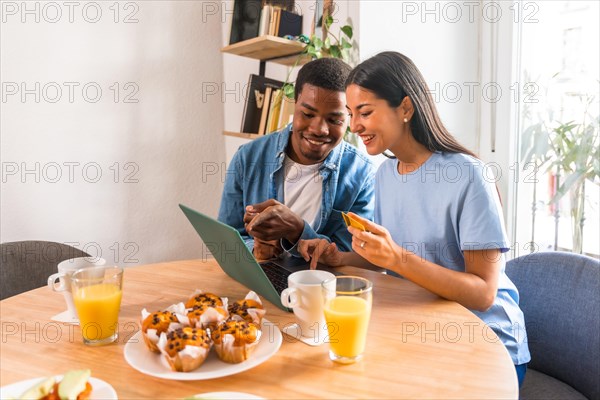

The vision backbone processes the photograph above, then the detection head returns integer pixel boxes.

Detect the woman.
[298,52,530,386]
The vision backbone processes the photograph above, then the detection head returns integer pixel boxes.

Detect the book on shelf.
[266,89,282,134]
[277,94,295,131]
[258,85,274,135]
[229,0,263,45]
[258,5,272,37]
[240,74,284,135]
[265,0,295,11]
[265,91,296,134]
[269,8,281,36]
[277,10,302,38]
[267,7,302,37]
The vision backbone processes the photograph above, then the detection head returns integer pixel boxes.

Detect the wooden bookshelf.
[222,35,306,139]
[223,131,263,140]
[221,35,307,66]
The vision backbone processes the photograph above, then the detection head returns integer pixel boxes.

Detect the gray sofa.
[506,251,600,399]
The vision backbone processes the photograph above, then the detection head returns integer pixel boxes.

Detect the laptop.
[179,203,336,311]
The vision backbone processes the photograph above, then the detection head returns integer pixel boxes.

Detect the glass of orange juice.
[322,276,372,364]
[71,266,123,346]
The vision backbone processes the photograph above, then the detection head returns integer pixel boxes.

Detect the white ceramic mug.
[48,257,106,320]
[280,270,335,338]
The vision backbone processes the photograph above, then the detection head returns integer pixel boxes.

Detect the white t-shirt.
[283,156,323,228]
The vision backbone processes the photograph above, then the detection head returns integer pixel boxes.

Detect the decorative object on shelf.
[297,34,310,44]
[229,0,263,45]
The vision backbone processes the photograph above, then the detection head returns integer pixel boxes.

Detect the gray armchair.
[1,241,89,300]
[505,251,600,400]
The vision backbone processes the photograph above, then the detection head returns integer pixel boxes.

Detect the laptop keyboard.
[259,262,291,294]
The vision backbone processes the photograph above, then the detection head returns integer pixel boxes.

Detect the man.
[218,58,375,260]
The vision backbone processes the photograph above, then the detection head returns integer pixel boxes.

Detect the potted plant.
[521,95,599,253]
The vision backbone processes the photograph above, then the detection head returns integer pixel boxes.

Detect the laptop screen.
[179,204,289,310]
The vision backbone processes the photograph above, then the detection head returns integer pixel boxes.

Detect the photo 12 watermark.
[400,1,540,24]
[2,161,140,184]
[197,1,339,24]
[0,241,141,265]
[1,321,140,345]
[428,81,539,104]
[1,1,140,24]
[1,82,140,104]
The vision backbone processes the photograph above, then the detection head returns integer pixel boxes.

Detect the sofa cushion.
[520,369,586,400]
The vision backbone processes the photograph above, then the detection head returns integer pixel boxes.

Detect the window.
[512,1,599,257]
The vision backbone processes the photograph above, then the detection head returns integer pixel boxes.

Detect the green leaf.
[551,171,585,203]
[283,83,295,99]
[341,37,352,49]
[341,25,353,39]
[325,15,334,29]
[520,122,551,164]
[329,45,342,59]
[341,48,350,62]
[324,37,331,49]
[313,37,323,51]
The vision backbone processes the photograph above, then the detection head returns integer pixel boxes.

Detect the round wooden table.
[0,259,517,398]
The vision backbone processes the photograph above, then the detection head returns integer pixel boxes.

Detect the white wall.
[1,1,226,265]
[358,1,481,154]
[357,1,517,220]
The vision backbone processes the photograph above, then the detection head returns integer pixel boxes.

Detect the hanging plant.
[281,16,354,100]
[277,16,357,146]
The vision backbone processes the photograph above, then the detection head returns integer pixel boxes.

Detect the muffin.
[141,309,182,353]
[182,291,228,329]
[185,292,224,309]
[158,327,212,372]
[211,320,261,364]
[228,291,266,326]
[186,304,228,329]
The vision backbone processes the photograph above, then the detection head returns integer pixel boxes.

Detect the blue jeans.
[515,363,528,387]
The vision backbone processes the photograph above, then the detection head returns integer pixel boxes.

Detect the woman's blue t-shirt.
[374,151,530,365]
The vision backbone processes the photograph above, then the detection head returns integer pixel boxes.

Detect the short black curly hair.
[294,58,352,101]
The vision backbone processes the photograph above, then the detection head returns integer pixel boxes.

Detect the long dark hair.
[346,51,477,159]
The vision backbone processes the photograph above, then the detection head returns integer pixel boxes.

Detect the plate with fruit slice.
[0,370,117,400]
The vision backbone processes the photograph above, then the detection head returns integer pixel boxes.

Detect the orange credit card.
[342,212,366,232]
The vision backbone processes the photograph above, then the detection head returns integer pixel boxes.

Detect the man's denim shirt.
[218,124,375,255]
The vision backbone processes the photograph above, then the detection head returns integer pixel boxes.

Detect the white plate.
[124,319,282,380]
[0,376,117,399]
[193,392,264,399]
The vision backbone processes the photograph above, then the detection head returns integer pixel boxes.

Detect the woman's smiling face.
[345,84,407,156]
